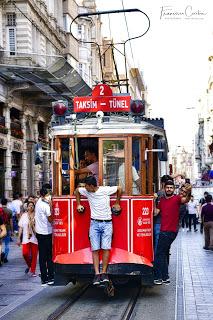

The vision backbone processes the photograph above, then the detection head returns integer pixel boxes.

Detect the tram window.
[132,137,141,195]
[61,138,70,195]
[74,138,98,187]
[102,140,125,188]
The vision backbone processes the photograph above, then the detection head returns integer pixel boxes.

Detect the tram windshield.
[53,133,159,196]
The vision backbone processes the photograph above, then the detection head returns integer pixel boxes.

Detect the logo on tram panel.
[54,202,60,216]
[137,217,143,226]
[142,207,149,215]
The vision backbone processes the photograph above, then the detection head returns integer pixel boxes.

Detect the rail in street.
[0,231,212,320]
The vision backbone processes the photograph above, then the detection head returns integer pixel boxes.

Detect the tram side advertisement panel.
[131,198,154,263]
[52,199,70,260]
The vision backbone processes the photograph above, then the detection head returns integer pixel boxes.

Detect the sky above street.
[96,0,212,150]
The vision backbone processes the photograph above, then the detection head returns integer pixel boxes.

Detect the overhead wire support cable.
[70,9,150,89]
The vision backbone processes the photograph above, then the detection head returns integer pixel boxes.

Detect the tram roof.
[51,115,167,138]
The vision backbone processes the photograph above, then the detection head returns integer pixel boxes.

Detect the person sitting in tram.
[75,147,99,185]
[75,176,122,285]
[118,163,141,195]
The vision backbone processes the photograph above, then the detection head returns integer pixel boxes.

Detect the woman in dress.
[17,201,38,276]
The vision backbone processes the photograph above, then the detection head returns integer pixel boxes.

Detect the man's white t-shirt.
[78,186,118,220]
[118,164,140,195]
[35,198,52,235]
[18,213,38,244]
[11,199,23,215]
[187,201,198,215]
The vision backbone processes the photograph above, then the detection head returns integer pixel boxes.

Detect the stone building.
[0,0,100,199]
[195,54,213,182]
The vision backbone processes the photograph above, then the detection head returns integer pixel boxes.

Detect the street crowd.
[0,177,213,287]
[0,184,54,286]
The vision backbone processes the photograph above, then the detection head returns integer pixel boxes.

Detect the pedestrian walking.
[35,188,54,286]
[199,191,209,233]
[11,192,23,234]
[153,180,191,285]
[0,216,7,267]
[17,201,38,276]
[187,195,198,232]
[0,198,13,263]
[75,176,122,285]
[201,194,213,250]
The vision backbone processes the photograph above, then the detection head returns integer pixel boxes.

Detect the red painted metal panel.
[131,198,154,263]
[72,199,91,251]
[52,198,70,261]
[111,199,129,251]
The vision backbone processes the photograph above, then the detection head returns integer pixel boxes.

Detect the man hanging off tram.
[75,176,122,285]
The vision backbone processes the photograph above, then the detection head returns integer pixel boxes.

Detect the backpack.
[0,208,9,225]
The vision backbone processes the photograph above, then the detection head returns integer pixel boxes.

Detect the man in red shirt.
[154,180,191,285]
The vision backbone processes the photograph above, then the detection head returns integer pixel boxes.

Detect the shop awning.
[0,56,91,104]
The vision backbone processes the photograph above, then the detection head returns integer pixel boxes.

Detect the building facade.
[0,0,100,199]
[195,54,213,183]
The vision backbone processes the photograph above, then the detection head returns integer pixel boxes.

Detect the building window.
[8,28,16,56]
[7,13,16,26]
[79,63,83,76]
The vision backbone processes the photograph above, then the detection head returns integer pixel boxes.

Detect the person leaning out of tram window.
[201,194,213,251]
[17,201,38,276]
[0,216,7,266]
[75,176,122,285]
[75,147,99,185]
[153,180,191,285]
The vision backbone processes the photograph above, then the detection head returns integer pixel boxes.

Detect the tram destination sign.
[73,84,130,113]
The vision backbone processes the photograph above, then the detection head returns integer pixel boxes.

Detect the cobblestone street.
[0,229,212,320]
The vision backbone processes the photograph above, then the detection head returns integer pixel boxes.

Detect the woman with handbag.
[17,201,38,276]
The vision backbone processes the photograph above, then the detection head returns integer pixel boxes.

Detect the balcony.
[0,116,8,134]
[10,121,23,139]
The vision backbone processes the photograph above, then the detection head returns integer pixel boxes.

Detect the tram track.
[47,284,90,320]
[46,282,144,320]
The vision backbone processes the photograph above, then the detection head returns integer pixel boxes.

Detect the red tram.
[50,84,169,286]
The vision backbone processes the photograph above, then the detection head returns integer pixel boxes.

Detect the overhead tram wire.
[121,0,137,67]
[107,13,122,93]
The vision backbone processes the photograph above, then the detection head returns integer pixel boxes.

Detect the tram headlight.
[96,111,104,118]
[130,100,146,115]
[52,100,68,116]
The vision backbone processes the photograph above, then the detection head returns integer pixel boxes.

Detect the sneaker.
[154,279,163,285]
[30,273,37,277]
[3,258,8,263]
[93,274,101,285]
[47,279,54,285]
[41,281,48,287]
[101,273,109,283]
[25,267,30,274]
[162,278,170,285]
[194,229,198,232]
[187,229,191,232]
[203,246,210,250]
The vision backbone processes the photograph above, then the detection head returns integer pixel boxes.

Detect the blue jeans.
[89,220,113,251]
[3,231,11,258]
[154,223,161,256]
[154,231,177,280]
